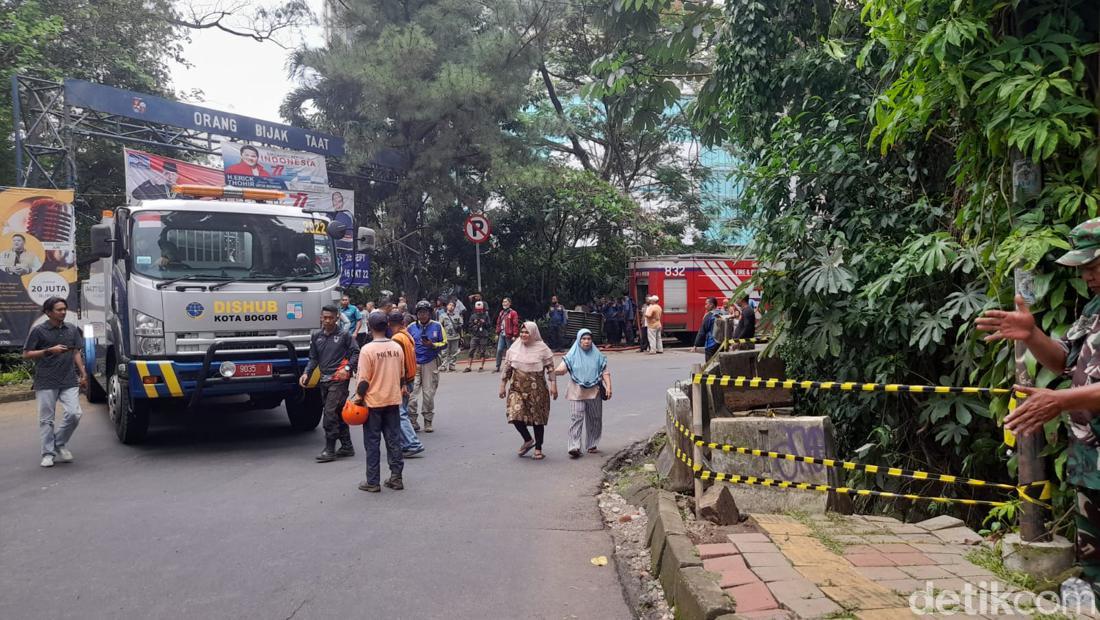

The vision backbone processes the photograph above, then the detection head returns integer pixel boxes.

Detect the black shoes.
[316,450,337,463]
[358,478,403,492]
[335,445,355,458]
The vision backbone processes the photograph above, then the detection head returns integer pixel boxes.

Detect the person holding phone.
[23,297,87,467]
[406,300,446,433]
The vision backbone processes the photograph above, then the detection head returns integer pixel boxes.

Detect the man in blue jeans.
[494,297,520,372]
[23,297,88,468]
[388,311,424,457]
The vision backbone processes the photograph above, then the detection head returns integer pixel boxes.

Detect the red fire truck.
[627,254,758,342]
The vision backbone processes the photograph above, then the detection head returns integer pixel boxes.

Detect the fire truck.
[627,254,758,342]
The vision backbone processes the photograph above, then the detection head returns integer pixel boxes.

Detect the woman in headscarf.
[499,321,558,460]
[556,329,612,457]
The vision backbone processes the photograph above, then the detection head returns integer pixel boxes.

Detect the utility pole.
[1011,157,1050,543]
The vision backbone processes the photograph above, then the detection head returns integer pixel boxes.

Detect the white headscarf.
[505,321,554,373]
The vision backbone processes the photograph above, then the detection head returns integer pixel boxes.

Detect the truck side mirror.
[90,224,113,258]
[357,227,376,250]
[326,220,348,240]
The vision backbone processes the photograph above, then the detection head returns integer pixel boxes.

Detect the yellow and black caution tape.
[667,413,1027,492]
[692,374,1013,396]
[691,373,1024,446]
[672,446,1051,508]
[723,338,769,346]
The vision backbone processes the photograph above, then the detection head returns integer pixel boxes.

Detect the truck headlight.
[219,361,237,378]
[134,311,164,337]
[138,336,164,355]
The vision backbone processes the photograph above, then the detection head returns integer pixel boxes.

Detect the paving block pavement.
[686,513,1086,618]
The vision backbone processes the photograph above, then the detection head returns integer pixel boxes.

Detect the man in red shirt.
[224,145,270,177]
[494,297,520,373]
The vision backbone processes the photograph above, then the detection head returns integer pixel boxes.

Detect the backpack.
[709,309,726,346]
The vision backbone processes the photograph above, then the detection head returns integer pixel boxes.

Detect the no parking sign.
[464,213,491,244]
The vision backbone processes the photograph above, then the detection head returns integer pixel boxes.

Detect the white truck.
[82,186,370,443]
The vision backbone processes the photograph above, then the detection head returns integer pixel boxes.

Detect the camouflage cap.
[1057,218,1100,267]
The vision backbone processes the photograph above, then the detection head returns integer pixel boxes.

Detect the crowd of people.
[23,289,749,489]
[290,295,616,490]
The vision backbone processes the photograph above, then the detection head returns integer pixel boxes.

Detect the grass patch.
[647,431,667,455]
[787,511,847,554]
[965,543,1038,592]
[613,463,659,496]
[0,354,31,386]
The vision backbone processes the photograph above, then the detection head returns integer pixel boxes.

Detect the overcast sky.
[170,0,327,124]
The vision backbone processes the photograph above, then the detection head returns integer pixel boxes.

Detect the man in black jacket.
[301,305,360,462]
[732,296,756,341]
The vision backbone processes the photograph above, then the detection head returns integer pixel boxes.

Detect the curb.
[0,389,35,404]
[644,491,737,620]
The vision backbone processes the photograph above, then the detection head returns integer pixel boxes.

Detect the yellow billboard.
[0,187,77,346]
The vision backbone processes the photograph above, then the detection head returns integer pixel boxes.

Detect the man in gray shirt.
[23,296,87,468]
[300,305,359,463]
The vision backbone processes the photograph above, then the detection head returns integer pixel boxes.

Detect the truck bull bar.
[189,338,302,407]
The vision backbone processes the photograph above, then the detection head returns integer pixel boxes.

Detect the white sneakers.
[40,448,73,467]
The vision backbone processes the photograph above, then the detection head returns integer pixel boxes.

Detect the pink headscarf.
[505,321,554,373]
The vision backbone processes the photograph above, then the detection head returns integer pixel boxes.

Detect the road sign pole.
[475,242,482,292]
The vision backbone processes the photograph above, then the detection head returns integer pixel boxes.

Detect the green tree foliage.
[1,0,185,201]
[596,0,1098,526]
[516,0,715,247]
[480,165,642,314]
[282,0,540,299]
[0,0,62,184]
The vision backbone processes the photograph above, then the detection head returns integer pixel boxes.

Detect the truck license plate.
[235,363,272,377]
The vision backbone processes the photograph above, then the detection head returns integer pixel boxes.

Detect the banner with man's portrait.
[124,148,223,203]
[0,187,78,346]
[221,141,328,192]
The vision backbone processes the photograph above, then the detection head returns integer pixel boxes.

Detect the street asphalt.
[0,347,695,620]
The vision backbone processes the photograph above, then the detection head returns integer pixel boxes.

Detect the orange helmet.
[342,399,369,426]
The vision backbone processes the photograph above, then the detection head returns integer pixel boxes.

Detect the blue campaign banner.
[64,79,345,157]
[339,251,370,287]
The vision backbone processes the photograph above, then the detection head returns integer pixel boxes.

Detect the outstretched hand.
[975,295,1036,343]
[1005,385,1063,436]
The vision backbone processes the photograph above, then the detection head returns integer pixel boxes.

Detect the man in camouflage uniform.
[464,301,491,373]
[977,218,1100,597]
[439,302,462,372]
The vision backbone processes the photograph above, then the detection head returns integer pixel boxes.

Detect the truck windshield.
[129,210,337,281]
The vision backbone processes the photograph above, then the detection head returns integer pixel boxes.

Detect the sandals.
[587,447,599,454]
[518,440,535,456]
[568,448,581,458]
[532,450,545,460]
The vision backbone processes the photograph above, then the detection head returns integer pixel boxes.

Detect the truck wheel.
[285,388,322,431]
[87,375,108,404]
[108,372,150,444]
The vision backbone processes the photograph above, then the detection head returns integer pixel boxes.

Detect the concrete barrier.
[640,485,735,619]
[714,348,792,415]
[710,416,841,514]
[659,387,695,492]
